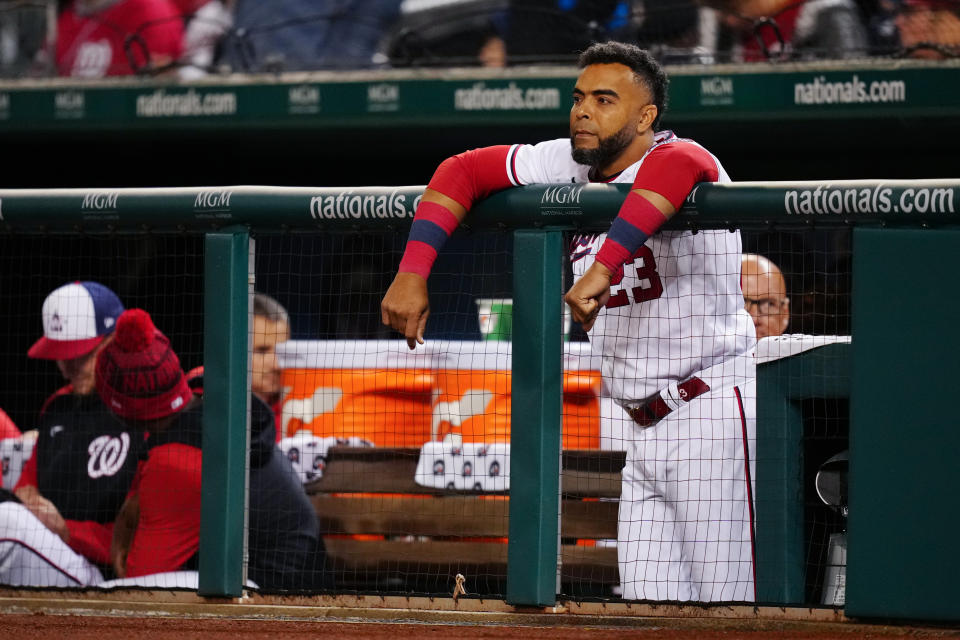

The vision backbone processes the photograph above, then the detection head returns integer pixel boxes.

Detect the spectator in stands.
[14,281,140,570]
[893,0,960,58]
[217,0,402,72]
[704,0,869,61]
[56,0,184,77]
[252,293,290,438]
[742,253,790,339]
[504,0,621,64]
[102,309,324,590]
[172,0,234,79]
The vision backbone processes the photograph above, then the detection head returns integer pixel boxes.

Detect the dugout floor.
[1,592,958,639]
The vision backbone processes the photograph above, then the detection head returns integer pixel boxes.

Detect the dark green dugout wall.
[848,229,960,621]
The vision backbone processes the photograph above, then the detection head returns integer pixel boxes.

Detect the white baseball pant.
[617,357,757,602]
[0,501,103,587]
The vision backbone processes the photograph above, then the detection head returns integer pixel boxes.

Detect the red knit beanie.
[95,309,193,420]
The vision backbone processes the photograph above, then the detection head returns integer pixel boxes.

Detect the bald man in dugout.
[741,254,790,339]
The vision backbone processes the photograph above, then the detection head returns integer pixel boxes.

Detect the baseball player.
[0,281,131,586]
[382,42,757,602]
[100,309,324,590]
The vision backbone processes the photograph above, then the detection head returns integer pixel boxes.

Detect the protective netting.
[0,223,851,603]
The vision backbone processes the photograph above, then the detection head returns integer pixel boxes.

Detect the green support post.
[755,343,850,604]
[198,227,252,597]
[506,229,564,607]
[847,229,960,621]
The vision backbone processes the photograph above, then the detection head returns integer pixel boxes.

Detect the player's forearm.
[13,484,40,504]
[111,494,139,577]
[397,147,512,280]
[595,189,674,274]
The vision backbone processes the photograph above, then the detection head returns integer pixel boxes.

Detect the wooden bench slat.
[325,538,618,584]
[312,495,619,539]
[307,447,623,498]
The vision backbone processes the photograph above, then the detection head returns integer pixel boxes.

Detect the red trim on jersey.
[40,385,74,417]
[631,142,720,210]
[0,536,85,585]
[507,145,522,186]
[13,446,38,491]
[735,385,757,599]
[0,408,19,440]
[427,146,515,209]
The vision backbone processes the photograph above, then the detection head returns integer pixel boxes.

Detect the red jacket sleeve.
[66,521,114,565]
[124,443,203,577]
[630,142,720,210]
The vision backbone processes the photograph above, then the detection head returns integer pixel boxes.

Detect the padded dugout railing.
[1,180,958,620]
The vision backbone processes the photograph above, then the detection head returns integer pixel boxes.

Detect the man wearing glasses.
[741,253,790,339]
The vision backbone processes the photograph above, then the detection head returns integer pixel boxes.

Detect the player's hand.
[381,272,430,350]
[17,488,69,542]
[564,261,613,332]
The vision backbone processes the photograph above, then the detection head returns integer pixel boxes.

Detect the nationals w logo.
[87,433,131,479]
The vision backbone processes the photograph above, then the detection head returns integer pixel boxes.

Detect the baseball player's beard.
[570,122,634,174]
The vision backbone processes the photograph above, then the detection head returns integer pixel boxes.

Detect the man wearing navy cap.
[3,281,145,584]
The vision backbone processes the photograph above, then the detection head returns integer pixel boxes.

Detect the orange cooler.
[277,341,601,449]
[277,341,441,446]
[432,342,601,449]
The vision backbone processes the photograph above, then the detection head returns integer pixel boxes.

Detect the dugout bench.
[305,447,624,596]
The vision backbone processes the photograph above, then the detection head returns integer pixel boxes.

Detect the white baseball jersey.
[506,130,755,402]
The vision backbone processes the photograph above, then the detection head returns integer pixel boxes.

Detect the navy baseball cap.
[28,281,125,360]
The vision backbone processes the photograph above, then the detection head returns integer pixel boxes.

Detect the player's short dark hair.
[578,41,669,130]
[253,292,289,325]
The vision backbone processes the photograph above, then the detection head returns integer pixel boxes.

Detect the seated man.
[99,309,325,590]
[741,253,790,340]
[251,293,291,440]
[15,281,139,569]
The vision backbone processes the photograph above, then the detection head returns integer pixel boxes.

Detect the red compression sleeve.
[398,146,516,279]
[0,408,19,439]
[397,201,460,279]
[595,192,666,273]
[630,141,720,210]
[595,142,720,272]
[426,146,515,210]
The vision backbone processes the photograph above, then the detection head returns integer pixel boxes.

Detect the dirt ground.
[3,614,960,640]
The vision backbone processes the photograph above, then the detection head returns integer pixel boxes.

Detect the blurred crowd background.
[0,0,958,80]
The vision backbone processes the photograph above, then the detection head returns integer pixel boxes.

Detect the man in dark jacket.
[99,308,326,591]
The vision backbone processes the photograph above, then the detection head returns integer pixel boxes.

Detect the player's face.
[56,342,102,395]
[251,315,290,404]
[570,63,654,171]
[742,270,789,339]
